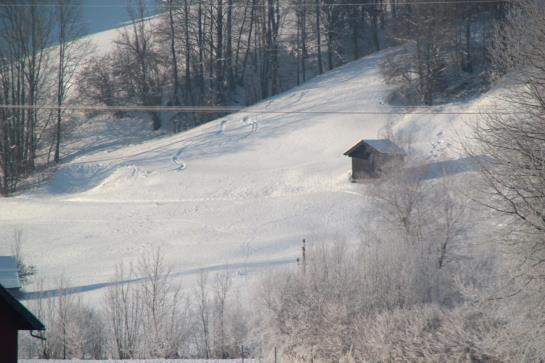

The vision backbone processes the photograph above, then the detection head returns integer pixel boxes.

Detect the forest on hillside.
[0,0,506,195]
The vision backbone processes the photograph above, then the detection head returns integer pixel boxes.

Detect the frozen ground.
[0,47,502,299]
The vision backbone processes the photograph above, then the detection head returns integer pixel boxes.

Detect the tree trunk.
[184,0,193,104]
[216,0,224,104]
[352,7,360,60]
[55,0,66,163]
[315,0,323,74]
[326,6,333,70]
[270,0,279,94]
[301,0,307,82]
[464,16,473,72]
[168,0,180,107]
[239,0,256,85]
[296,8,301,85]
[226,0,234,91]
[371,3,380,52]
[198,3,205,103]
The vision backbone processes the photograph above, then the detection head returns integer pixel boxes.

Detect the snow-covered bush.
[256,167,512,361]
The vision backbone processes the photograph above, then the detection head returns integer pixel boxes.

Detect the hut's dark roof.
[0,283,44,330]
[0,256,21,289]
[344,139,405,158]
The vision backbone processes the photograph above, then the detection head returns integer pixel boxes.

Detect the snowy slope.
[0,49,496,296]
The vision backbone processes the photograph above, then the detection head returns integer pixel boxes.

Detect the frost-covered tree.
[105,246,190,358]
[105,264,143,359]
[137,246,187,357]
[257,165,492,361]
[471,0,545,357]
[21,278,106,359]
[213,270,232,358]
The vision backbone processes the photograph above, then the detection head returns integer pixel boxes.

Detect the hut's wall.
[351,151,405,180]
[375,154,404,172]
[352,157,374,179]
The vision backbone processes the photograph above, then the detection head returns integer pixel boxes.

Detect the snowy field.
[0,44,501,299]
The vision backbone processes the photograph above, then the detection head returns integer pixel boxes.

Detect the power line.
[0,104,514,115]
[0,0,509,8]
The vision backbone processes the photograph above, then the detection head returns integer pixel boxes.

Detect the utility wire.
[0,0,510,7]
[0,104,515,115]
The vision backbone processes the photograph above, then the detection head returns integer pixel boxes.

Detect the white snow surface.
[0,49,501,296]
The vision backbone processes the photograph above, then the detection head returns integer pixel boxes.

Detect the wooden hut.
[344,139,405,180]
[0,283,45,363]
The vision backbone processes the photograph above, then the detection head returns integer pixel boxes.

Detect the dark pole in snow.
[302,238,306,274]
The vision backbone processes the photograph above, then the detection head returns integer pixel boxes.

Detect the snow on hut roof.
[344,139,405,157]
[0,256,21,289]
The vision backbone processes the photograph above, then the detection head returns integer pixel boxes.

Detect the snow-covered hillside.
[0,48,495,297]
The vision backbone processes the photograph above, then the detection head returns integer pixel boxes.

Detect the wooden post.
[241,344,244,363]
[302,238,306,274]
[274,346,277,363]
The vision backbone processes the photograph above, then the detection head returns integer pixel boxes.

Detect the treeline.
[0,1,52,194]
[0,0,506,195]
[381,0,508,105]
[0,0,390,195]
[78,0,512,126]
[77,0,394,132]
[0,0,86,195]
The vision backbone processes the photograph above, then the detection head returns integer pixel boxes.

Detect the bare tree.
[105,264,142,358]
[478,0,545,287]
[21,279,107,359]
[381,0,501,105]
[0,1,52,194]
[213,270,232,358]
[53,0,88,163]
[105,246,187,358]
[77,55,120,109]
[196,271,211,358]
[117,0,164,130]
[468,2,545,357]
[315,0,323,74]
[137,246,185,357]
